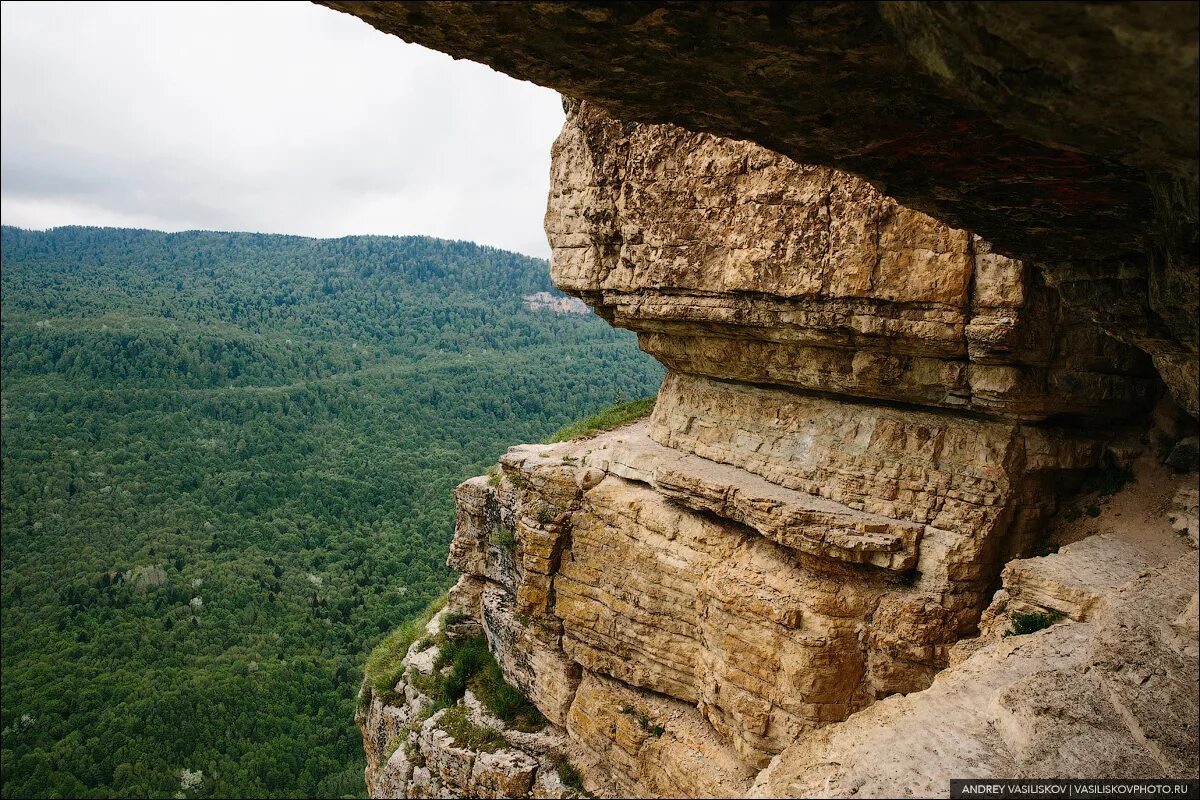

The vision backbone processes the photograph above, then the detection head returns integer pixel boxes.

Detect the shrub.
[363,594,448,703]
[1006,610,1061,637]
[490,524,517,552]
[470,658,546,732]
[545,396,657,443]
[1086,504,1102,518]
[408,667,446,702]
[432,636,491,704]
[419,635,547,731]
[1063,507,1082,522]
[441,611,469,628]
[617,704,664,737]
[550,752,585,792]
[437,705,507,753]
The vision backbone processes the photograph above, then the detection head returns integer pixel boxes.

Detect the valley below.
[0,226,662,798]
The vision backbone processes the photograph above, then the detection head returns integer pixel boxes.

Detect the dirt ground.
[1049,450,1196,564]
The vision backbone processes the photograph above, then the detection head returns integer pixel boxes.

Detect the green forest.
[0,226,663,798]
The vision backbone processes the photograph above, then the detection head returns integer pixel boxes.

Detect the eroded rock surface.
[363,412,1196,797]
[752,551,1200,797]
[358,604,587,800]
[548,102,1158,421]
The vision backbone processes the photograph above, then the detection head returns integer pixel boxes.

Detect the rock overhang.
[317,0,1199,414]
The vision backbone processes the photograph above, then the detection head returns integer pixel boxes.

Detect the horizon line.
[0,223,552,262]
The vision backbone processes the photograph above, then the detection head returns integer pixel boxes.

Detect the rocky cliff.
[317,3,1200,796]
[352,100,1198,798]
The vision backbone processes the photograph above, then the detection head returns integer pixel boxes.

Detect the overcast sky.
[0,1,565,258]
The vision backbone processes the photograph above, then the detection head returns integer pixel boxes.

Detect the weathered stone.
[1166,436,1200,472]
[588,422,925,572]
[751,552,1200,797]
[1170,487,1200,548]
[358,692,418,798]
[338,7,1199,793]
[467,749,538,799]
[440,415,1122,770]
[418,712,478,792]
[481,584,581,727]
[547,102,1158,420]
[565,670,756,798]
[357,612,586,800]
[648,371,1103,572]
[997,534,1159,622]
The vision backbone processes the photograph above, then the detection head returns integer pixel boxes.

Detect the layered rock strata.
[548,101,1158,422]
[354,73,1196,800]
[333,21,1200,786]
[364,420,1198,797]
[753,549,1200,796]
[357,605,584,800]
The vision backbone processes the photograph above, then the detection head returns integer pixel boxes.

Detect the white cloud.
[0,1,564,257]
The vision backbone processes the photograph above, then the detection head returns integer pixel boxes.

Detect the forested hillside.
[0,226,663,798]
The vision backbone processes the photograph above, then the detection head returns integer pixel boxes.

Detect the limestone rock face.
[357,604,587,800]
[751,550,1200,797]
[319,0,1199,415]
[425,408,1144,793]
[548,101,1158,421]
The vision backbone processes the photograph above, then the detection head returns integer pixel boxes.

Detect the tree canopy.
[0,225,662,798]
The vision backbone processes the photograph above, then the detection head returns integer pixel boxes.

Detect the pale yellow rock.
[481,584,580,727]
[997,534,1157,622]
[751,552,1199,797]
[358,96,1192,800]
[566,671,756,799]
[649,371,1102,576]
[439,404,1128,774]
[467,749,538,799]
[547,102,1156,420]
[554,477,715,704]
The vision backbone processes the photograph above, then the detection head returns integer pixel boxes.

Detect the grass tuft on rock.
[550,751,586,792]
[363,594,447,705]
[490,524,517,552]
[412,635,547,732]
[437,705,507,753]
[545,396,657,443]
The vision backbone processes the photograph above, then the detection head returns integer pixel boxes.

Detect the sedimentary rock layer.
[438,414,1109,775]
[337,10,1198,793]
[751,550,1200,797]
[547,101,1158,420]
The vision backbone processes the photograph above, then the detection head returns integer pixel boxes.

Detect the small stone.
[1165,436,1199,472]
